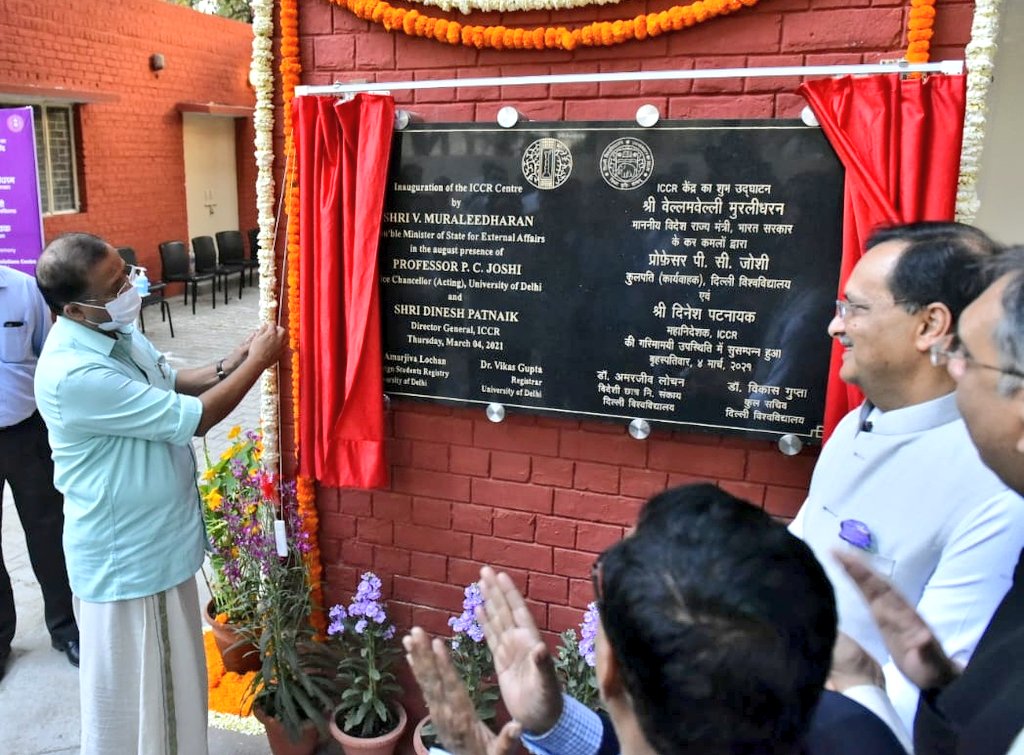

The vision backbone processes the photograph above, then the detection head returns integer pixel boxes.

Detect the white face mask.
[77,286,143,332]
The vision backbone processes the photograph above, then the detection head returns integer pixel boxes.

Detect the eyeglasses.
[79,265,144,305]
[930,333,1024,382]
[591,552,606,610]
[835,297,914,320]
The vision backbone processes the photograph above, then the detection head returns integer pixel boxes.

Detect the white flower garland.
[956,0,1003,222]
[250,0,280,470]
[404,0,623,14]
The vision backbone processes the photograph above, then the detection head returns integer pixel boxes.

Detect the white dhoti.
[75,577,208,755]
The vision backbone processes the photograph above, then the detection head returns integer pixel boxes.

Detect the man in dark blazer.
[838,246,1024,754]
[404,484,906,755]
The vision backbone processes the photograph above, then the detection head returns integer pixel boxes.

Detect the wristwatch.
[216,359,227,381]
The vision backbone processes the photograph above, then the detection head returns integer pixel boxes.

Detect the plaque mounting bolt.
[486,403,506,423]
[635,104,660,128]
[777,434,804,456]
[497,106,522,128]
[628,418,651,440]
[394,110,418,130]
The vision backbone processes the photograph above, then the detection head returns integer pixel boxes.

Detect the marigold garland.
[329,0,759,50]
[904,0,936,63]
[204,630,264,735]
[279,0,327,635]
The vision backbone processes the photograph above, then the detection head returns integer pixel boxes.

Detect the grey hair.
[987,246,1024,396]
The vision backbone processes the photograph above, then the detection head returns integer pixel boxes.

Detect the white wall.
[974,1,1024,245]
[182,112,240,244]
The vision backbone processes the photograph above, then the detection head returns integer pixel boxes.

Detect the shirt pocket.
[836,540,897,579]
[0,322,32,363]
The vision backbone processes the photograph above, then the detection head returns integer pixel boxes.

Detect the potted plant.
[327,572,407,755]
[239,474,341,755]
[199,426,266,672]
[414,583,499,755]
[553,601,602,711]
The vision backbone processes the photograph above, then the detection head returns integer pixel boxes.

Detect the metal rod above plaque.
[380,120,844,441]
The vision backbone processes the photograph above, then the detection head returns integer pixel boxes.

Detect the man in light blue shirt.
[0,263,78,681]
[33,232,285,755]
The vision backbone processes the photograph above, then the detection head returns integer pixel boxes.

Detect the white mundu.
[790,393,1024,734]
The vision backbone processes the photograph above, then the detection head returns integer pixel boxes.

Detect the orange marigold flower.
[402,10,418,35]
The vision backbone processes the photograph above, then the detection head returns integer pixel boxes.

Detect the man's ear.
[62,302,87,323]
[596,626,625,704]
[916,302,953,352]
[1015,392,1024,456]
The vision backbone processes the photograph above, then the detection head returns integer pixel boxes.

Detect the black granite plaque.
[380,120,844,441]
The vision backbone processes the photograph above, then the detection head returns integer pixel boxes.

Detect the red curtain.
[294,93,394,488]
[798,74,966,438]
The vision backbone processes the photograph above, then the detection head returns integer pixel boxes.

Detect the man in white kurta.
[790,223,1024,735]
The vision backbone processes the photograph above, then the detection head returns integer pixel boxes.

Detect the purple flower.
[354,619,368,635]
[839,519,873,551]
[579,602,600,668]
[328,604,347,636]
[383,625,396,640]
[449,583,486,643]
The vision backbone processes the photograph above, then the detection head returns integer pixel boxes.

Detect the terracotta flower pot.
[204,599,261,674]
[412,715,432,755]
[253,703,320,755]
[330,702,408,755]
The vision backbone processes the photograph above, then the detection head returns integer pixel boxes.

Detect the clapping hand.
[834,551,960,692]
[827,632,885,692]
[403,627,521,755]
[478,567,564,734]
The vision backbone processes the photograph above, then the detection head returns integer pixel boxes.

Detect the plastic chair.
[159,240,215,315]
[246,228,260,287]
[192,236,241,306]
[117,247,173,337]
[216,230,257,291]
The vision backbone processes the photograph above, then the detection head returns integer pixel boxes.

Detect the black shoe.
[51,638,80,668]
[0,648,9,681]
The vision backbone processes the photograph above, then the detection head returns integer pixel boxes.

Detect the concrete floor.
[0,281,341,754]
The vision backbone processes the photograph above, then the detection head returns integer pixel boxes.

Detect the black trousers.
[0,411,77,653]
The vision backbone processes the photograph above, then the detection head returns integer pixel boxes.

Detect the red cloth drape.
[798,74,966,438]
[294,93,394,488]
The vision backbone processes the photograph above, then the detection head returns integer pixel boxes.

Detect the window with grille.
[0,103,81,215]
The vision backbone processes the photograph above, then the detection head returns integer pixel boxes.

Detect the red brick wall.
[287,0,977,640]
[0,0,257,274]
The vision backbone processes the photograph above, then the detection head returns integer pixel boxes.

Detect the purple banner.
[0,107,45,276]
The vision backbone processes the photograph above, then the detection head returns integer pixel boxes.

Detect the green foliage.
[450,634,500,723]
[329,573,405,738]
[243,560,343,740]
[553,629,601,711]
[166,0,252,22]
[200,430,265,627]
